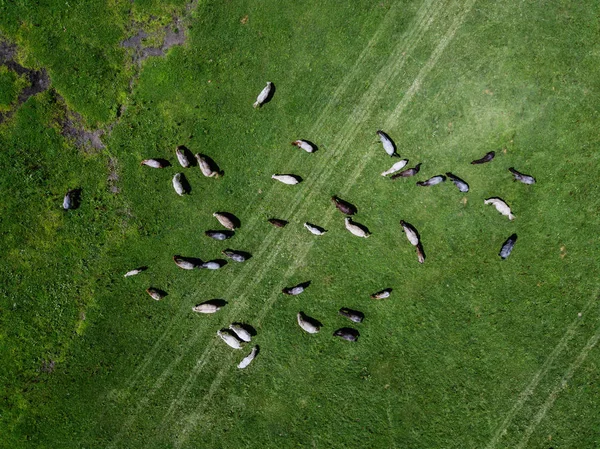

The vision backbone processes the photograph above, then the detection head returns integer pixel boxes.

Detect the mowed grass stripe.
[153,0,448,435]
[171,0,477,442]
[105,1,415,443]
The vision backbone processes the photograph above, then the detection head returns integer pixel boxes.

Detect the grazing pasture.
[1,0,599,448]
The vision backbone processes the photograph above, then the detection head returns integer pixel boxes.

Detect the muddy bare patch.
[0,39,16,61]
[0,39,50,124]
[59,101,106,152]
[2,0,201,152]
[122,16,187,66]
[121,0,201,66]
[107,156,120,194]
[114,1,200,137]
[40,359,56,373]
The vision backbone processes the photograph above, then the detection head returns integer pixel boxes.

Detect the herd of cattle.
[62,81,535,369]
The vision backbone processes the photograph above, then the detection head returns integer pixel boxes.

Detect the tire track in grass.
[111,0,406,403]
[173,1,475,443]
[346,0,478,184]
[107,236,298,449]
[484,294,598,449]
[515,322,600,449]
[160,4,448,443]
[106,337,214,449]
[118,201,275,380]
[254,0,475,348]
[162,0,446,432]
[106,1,417,444]
[106,196,276,415]
[304,0,405,137]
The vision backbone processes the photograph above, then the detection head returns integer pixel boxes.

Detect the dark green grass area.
[1,0,600,448]
[0,91,129,445]
[0,66,25,111]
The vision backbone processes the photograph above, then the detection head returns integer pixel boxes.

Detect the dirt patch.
[60,106,106,152]
[121,0,201,66]
[116,1,200,136]
[121,30,149,51]
[40,359,56,373]
[121,16,187,66]
[0,39,50,124]
[107,156,120,194]
[2,0,200,153]
[0,39,16,61]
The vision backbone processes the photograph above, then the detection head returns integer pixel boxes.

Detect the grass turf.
[1,0,599,447]
[0,66,24,111]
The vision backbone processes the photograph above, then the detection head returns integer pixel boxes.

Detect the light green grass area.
[1,0,599,448]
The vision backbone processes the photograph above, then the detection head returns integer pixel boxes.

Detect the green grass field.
[1,0,599,447]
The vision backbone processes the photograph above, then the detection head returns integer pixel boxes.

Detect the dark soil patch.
[121,16,187,66]
[107,156,120,194]
[60,107,106,152]
[121,0,201,66]
[40,360,56,373]
[0,39,50,124]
